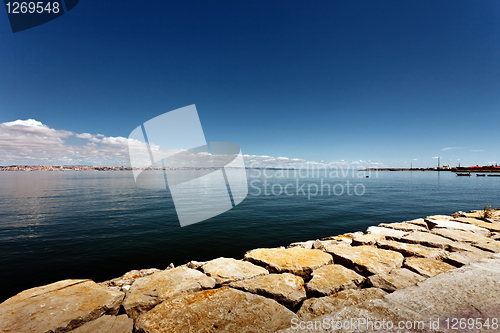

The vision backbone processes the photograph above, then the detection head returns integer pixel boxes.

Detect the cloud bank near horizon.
[0,119,384,168]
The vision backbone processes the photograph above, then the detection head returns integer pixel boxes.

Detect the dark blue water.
[1,170,499,302]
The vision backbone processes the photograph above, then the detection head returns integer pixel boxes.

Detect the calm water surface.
[1,170,499,302]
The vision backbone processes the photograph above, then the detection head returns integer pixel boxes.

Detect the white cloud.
[0,119,385,169]
[442,147,465,151]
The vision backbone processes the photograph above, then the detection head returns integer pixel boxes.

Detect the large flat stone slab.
[376,239,447,259]
[200,257,269,285]
[366,226,409,239]
[70,315,133,333]
[378,222,427,232]
[403,257,455,278]
[445,251,493,267]
[306,265,365,296]
[386,256,500,321]
[324,245,404,276]
[368,268,426,292]
[123,266,215,319]
[229,273,306,308]
[453,217,500,233]
[351,234,385,246]
[401,231,483,252]
[431,228,492,243]
[0,279,124,333]
[404,218,429,229]
[244,248,333,278]
[278,254,500,333]
[426,218,490,236]
[297,288,387,320]
[135,287,297,333]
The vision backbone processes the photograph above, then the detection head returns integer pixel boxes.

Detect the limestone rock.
[368,268,426,292]
[426,218,490,236]
[69,315,133,333]
[351,234,385,246]
[401,231,483,252]
[134,287,297,333]
[378,222,427,232]
[376,239,447,259]
[100,268,161,291]
[404,218,429,229]
[200,257,269,285]
[287,240,315,249]
[486,217,500,224]
[123,266,216,319]
[244,248,333,278]
[324,245,404,276]
[453,217,500,233]
[426,214,453,220]
[431,228,491,244]
[473,241,500,253]
[0,279,124,333]
[385,256,500,321]
[306,265,365,296]
[403,257,455,278]
[229,273,306,308]
[297,288,387,320]
[445,251,493,267]
[491,232,500,241]
[366,226,409,239]
[186,260,207,269]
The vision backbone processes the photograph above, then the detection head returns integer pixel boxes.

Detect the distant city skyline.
[1,1,498,168]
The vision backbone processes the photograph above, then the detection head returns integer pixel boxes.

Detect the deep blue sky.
[1,0,499,167]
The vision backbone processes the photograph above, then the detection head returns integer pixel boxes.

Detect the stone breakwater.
[1,210,500,333]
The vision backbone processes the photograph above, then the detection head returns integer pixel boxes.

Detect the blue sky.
[1,0,499,167]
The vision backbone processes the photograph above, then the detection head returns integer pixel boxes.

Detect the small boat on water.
[488,174,500,177]
[477,174,486,177]
[456,173,471,176]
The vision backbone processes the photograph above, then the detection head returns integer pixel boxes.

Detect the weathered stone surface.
[445,251,493,267]
[200,257,269,285]
[491,232,500,241]
[426,214,453,220]
[351,234,385,246]
[0,279,124,333]
[426,218,490,236]
[229,273,306,308]
[403,257,455,278]
[431,228,491,244]
[376,239,447,259]
[366,226,409,239]
[324,245,404,276]
[297,288,387,320]
[70,315,133,333]
[486,217,500,224]
[123,266,215,319]
[368,268,426,292]
[244,248,333,278]
[186,260,207,269]
[100,268,161,291]
[281,298,428,333]
[453,217,500,232]
[401,231,483,252]
[404,218,429,229]
[378,222,427,232]
[321,234,354,246]
[135,287,297,333]
[385,256,500,322]
[287,240,315,249]
[306,265,364,296]
[473,240,500,253]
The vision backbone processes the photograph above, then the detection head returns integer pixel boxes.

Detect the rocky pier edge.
[1,209,500,333]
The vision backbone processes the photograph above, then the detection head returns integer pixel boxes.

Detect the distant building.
[442,164,451,169]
